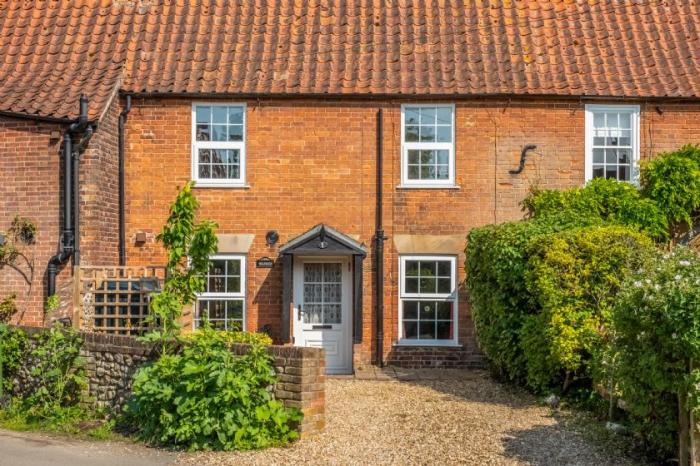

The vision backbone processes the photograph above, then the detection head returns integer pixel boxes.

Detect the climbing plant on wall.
[0,215,38,322]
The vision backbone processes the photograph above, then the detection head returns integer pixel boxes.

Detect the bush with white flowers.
[612,247,700,456]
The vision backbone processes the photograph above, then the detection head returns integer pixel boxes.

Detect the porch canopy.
[279,224,366,344]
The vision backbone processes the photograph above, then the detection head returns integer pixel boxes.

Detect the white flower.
[679,260,690,266]
[672,333,678,339]
[633,281,642,288]
[675,274,682,281]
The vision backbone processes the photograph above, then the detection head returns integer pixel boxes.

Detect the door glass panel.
[302,263,342,325]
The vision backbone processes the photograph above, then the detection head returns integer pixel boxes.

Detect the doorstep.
[336,366,486,382]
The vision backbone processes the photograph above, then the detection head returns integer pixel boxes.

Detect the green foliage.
[612,247,700,457]
[465,213,601,382]
[641,145,700,239]
[126,326,301,451]
[521,226,653,393]
[44,294,60,315]
[8,215,37,245]
[23,324,87,420]
[0,324,27,395]
[0,294,18,323]
[142,182,218,354]
[183,329,273,346]
[523,178,668,240]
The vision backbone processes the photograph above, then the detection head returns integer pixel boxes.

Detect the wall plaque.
[256,257,275,268]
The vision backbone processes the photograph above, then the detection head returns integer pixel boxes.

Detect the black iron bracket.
[509,144,538,175]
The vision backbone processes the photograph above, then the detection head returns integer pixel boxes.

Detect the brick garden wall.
[122,97,700,368]
[14,327,326,436]
[0,117,69,326]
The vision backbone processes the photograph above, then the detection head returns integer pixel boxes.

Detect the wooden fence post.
[681,391,690,466]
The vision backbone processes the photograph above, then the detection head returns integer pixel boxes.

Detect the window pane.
[618,149,630,164]
[304,304,322,324]
[420,166,434,179]
[436,150,449,165]
[325,304,341,324]
[419,125,435,142]
[229,107,244,124]
[605,166,617,179]
[211,125,227,141]
[212,106,228,124]
[436,165,449,179]
[403,321,418,339]
[418,321,436,339]
[419,301,435,320]
[226,276,241,293]
[407,150,420,164]
[324,263,342,282]
[618,130,631,146]
[210,260,226,275]
[227,300,243,319]
[436,321,453,340]
[420,107,436,124]
[212,164,227,178]
[405,277,419,293]
[407,165,419,179]
[209,276,225,293]
[593,149,604,164]
[228,166,240,179]
[606,149,617,164]
[618,165,629,181]
[437,261,451,277]
[227,259,241,275]
[196,124,210,141]
[420,261,437,277]
[593,113,605,128]
[619,113,631,129]
[209,300,226,319]
[404,108,420,124]
[199,149,211,163]
[436,107,452,124]
[405,126,419,142]
[419,277,436,293]
[304,263,323,282]
[593,166,604,178]
[437,301,452,320]
[198,165,211,178]
[437,278,451,293]
[304,284,322,303]
[606,113,618,128]
[229,125,243,141]
[196,106,210,123]
[403,301,418,319]
[436,126,451,142]
[405,261,420,277]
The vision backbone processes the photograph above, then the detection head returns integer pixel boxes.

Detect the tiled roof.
[1,0,700,120]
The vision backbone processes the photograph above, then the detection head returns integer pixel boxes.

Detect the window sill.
[192,182,251,189]
[396,184,460,190]
[394,340,462,348]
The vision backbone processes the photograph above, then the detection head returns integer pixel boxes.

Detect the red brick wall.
[79,96,120,265]
[0,116,69,326]
[118,97,700,367]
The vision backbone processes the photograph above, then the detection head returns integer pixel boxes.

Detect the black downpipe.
[374,109,385,367]
[118,95,132,266]
[47,95,92,298]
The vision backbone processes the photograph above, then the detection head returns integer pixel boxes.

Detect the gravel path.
[177,370,640,466]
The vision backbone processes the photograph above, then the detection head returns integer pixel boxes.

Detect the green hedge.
[465,213,601,383]
[521,225,653,392]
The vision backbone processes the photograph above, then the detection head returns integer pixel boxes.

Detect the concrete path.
[0,429,176,466]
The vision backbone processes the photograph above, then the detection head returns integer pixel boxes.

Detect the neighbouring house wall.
[121,97,700,368]
[0,116,70,326]
[14,327,325,436]
[79,96,121,266]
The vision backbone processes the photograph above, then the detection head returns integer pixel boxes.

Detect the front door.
[293,258,352,374]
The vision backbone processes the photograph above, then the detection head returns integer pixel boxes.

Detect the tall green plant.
[142,182,218,354]
[641,144,700,241]
[0,324,27,397]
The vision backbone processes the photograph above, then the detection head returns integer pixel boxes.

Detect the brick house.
[1,1,700,373]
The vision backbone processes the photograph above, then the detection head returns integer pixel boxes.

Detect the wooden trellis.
[74,266,166,335]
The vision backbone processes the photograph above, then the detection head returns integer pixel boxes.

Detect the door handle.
[297,304,303,321]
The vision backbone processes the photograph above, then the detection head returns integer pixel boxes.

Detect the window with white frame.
[399,255,458,345]
[585,105,639,182]
[195,255,246,330]
[192,104,246,186]
[401,104,455,186]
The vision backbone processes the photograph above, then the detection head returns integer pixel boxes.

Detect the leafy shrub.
[523,178,668,240]
[142,181,218,354]
[23,324,87,420]
[126,326,301,451]
[183,329,273,346]
[521,225,653,393]
[466,213,601,382]
[0,295,18,323]
[641,144,700,239]
[0,324,27,395]
[612,247,700,457]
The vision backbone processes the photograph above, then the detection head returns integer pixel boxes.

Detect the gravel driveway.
[177,369,641,466]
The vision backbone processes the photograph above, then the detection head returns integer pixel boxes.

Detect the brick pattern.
[122,97,700,370]
[0,117,69,326]
[14,327,326,436]
[79,95,121,266]
[386,346,486,369]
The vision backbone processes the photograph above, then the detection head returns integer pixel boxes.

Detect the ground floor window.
[398,255,458,345]
[195,254,246,330]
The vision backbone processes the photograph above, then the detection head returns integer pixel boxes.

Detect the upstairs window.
[192,103,246,187]
[401,104,455,187]
[195,255,246,330]
[398,255,458,346]
[585,105,639,183]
